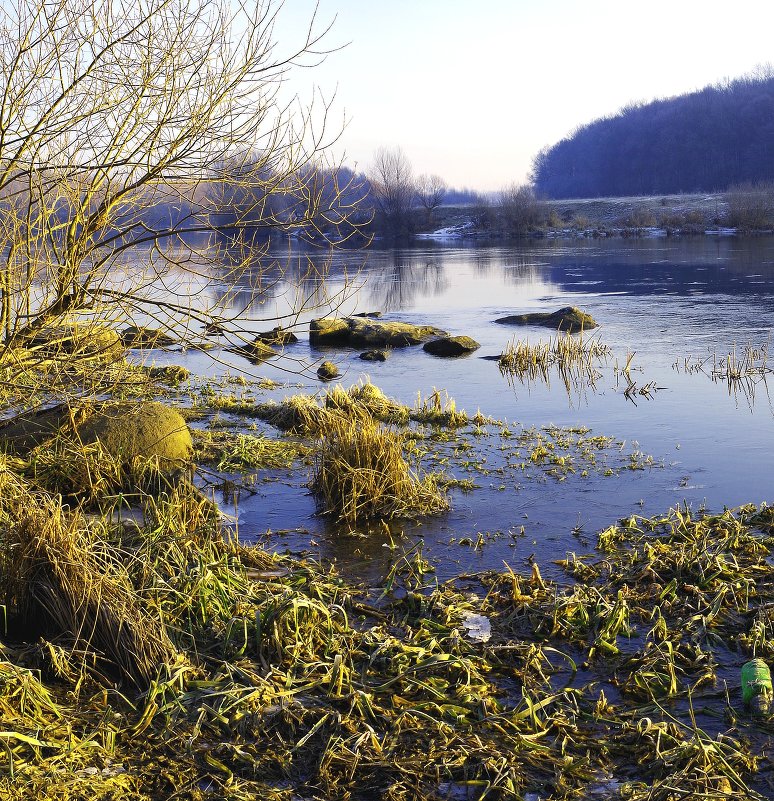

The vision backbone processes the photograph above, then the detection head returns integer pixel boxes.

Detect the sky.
[274,0,774,192]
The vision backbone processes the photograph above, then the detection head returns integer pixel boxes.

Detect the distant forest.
[532,71,774,198]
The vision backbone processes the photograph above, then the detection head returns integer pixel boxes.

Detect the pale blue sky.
[275,0,774,191]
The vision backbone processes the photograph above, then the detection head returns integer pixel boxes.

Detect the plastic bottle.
[741,658,772,716]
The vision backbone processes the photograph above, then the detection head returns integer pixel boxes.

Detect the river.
[162,235,774,583]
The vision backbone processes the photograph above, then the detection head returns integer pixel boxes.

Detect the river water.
[166,235,774,582]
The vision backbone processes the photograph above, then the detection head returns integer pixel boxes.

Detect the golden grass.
[311,413,449,524]
[0,466,176,688]
[499,330,610,396]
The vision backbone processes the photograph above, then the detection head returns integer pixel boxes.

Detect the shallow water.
[164,236,774,583]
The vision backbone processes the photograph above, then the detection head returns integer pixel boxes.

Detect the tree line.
[532,69,774,199]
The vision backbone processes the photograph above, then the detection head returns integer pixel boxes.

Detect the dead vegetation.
[0,481,772,799]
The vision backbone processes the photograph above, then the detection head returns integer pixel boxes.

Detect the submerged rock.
[423,336,480,357]
[359,349,389,362]
[255,326,298,346]
[310,316,446,348]
[494,306,598,332]
[316,361,340,381]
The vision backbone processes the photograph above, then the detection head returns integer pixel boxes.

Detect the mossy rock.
[0,406,73,454]
[309,318,351,346]
[317,361,340,381]
[143,365,191,385]
[230,339,276,363]
[494,306,598,332]
[26,323,125,363]
[75,401,192,465]
[423,336,480,357]
[348,318,445,347]
[121,326,177,348]
[0,400,192,465]
[310,316,446,348]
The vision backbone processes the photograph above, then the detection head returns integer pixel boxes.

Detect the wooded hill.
[532,71,774,199]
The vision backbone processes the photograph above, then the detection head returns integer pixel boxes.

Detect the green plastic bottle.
[741,658,772,715]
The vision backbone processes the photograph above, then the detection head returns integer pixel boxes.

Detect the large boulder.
[309,318,351,346]
[310,316,446,348]
[75,401,192,465]
[423,336,480,357]
[494,306,598,332]
[0,401,192,466]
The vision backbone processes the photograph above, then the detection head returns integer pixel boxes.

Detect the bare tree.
[415,173,447,226]
[498,183,546,236]
[0,0,360,359]
[368,147,416,241]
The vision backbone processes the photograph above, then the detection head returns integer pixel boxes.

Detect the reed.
[311,413,449,524]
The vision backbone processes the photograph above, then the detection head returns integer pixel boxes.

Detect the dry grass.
[311,413,449,524]
[0,466,176,688]
[499,330,610,399]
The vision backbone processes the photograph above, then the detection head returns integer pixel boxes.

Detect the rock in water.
[317,361,340,381]
[255,326,298,346]
[423,336,480,357]
[359,349,389,361]
[310,316,446,348]
[120,325,177,348]
[494,306,598,332]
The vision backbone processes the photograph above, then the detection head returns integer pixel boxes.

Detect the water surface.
[168,236,774,582]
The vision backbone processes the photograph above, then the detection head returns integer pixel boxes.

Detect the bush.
[498,183,546,235]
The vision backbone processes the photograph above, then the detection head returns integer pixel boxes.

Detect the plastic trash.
[460,612,491,643]
[741,658,772,715]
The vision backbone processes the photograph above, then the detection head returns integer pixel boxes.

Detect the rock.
[76,401,192,465]
[423,336,480,357]
[494,306,598,332]
[317,361,340,381]
[230,340,276,363]
[26,323,125,363]
[310,316,446,348]
[359,349,389,362]
[353,311,383,318]
[0,401,192,466]
[0,406,73,454]
[309,318,351,346]
[255,326,298,346]
[348,318,445,347]
[121,325,177,348]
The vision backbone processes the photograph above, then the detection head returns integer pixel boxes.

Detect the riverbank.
[419,192,746,241]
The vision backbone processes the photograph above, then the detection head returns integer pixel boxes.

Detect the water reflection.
[365,257,449,311]
[178,235,774,585]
